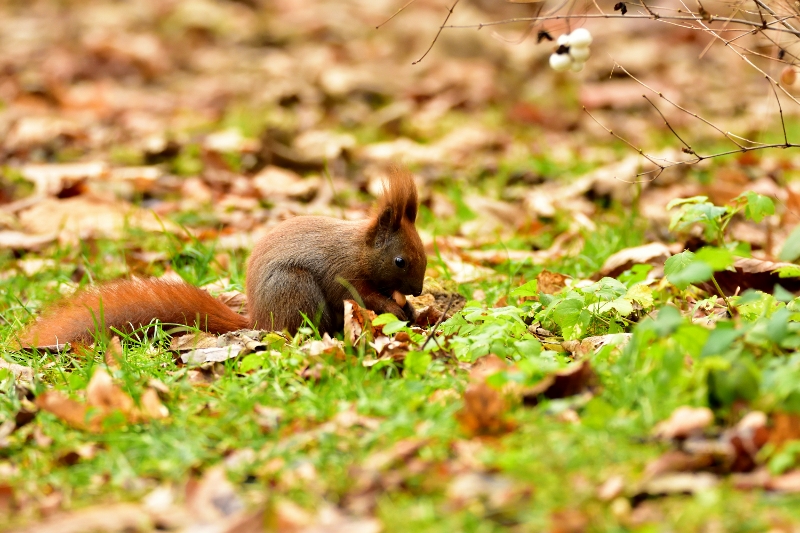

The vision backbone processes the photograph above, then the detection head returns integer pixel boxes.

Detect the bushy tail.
[18,278,251,347]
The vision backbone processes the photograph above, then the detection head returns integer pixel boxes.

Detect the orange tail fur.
[18,278,251,347]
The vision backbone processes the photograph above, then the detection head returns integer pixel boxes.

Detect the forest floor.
[3,0,800,531]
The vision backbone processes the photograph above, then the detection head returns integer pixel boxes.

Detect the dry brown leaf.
[549,508,589,533]
[638,472,719,496]
[252,166,320,202]
[343,299,375,345]
[6,503,149,533]
[597,475,625,501]
[0,360,34,382]
[522,360,596,406]
[104,336,123,370]
[562,334,631,358]
[468,354,510,384]
[181,345,244,365]
[644,450,716,478]
[300,333,346,360]
[0,483,13,517]
[537,270,571,295]
[768,411,800,450]
[185,466,245,524]
[706,257,800,296]
[86,368,135,416]
[597,243,671,279]
[0,230,57,252]
[766,470,800,493]
[170,331,218,352]
[18,195,177,243]
[448,472,530,514]
[35,391,100,432]
[19,161,106,197]
[140,388,169,420]
[653,406,714,440]
[438,254,497,284]
[455,382,515,437]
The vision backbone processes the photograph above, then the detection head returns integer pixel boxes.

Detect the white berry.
[570,60,585,72]
[569,46,590,62]
[557,34,570,46]
[549,53,572,72]
[568,28,593,48]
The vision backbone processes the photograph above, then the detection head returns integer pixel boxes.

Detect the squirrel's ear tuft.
[377,165,418,227]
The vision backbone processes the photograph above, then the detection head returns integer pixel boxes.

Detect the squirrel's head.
[366,167,427,297]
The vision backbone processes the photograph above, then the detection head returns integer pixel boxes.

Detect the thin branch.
[444,14,800,37]
[767,77,790,146]
[752,0,800,33]
[582,107,665,169]
[376,0,419,29]
[420,294,456,351]
[413,0,460,65]
[643,95,696,155]
[614,63,746,149]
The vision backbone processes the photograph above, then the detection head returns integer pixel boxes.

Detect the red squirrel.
[18,167,426,347]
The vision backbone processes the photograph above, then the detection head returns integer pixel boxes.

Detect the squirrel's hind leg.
[249,268,334,334]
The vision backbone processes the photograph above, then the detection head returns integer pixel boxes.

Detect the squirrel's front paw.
[383,300,407,321]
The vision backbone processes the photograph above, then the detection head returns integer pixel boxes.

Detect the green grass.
[4,168,800,532]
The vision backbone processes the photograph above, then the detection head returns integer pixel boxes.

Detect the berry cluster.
[548,28,593,73]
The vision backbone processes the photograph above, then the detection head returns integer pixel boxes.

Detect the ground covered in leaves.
[4,0,800,531]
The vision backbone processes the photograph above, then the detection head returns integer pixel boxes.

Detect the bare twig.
[445,14,800,37]
[752,0,800,33]
[413,0,460,65]
[613,63,746,149]
[376,0,419,29]
[643,95,696,155]
[420,294,456,351]
[767,78,790,146]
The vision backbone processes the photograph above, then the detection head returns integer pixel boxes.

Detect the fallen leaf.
[252,166,319,202]
[300,333,346,360]
[549,508,589,533]
[705,257,800,296]
[19,161,106,197]
[768,411,800,450]
[562,333,631,358]
[18,195,178,243]
[653,406,714,440]
[86,368,135,416]
[5,503,150,533]
[644,450,716,478]
[537,270,571,295]
[596,242,671,279]
[186,466,245,524]
[0,230,57,251]
[522,360,596,405]
[35,391,101,432]
[104,337,123,370]
[448,472,530,513]
[766,469,800,493]
[0,360,34,382]
[343,299,375,345]
[638,472,719,496]
[597,475,625,501]
[455,382,515,437]
[140,388,169,420]
[181,345,244,365]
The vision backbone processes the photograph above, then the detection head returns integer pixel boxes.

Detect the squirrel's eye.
[394,257,407,268]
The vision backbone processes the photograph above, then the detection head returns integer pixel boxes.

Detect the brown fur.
[18,166,427,347]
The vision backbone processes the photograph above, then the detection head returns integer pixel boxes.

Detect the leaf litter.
[3,0,800,529]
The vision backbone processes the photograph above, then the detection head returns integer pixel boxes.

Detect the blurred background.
[0,0,797,274]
